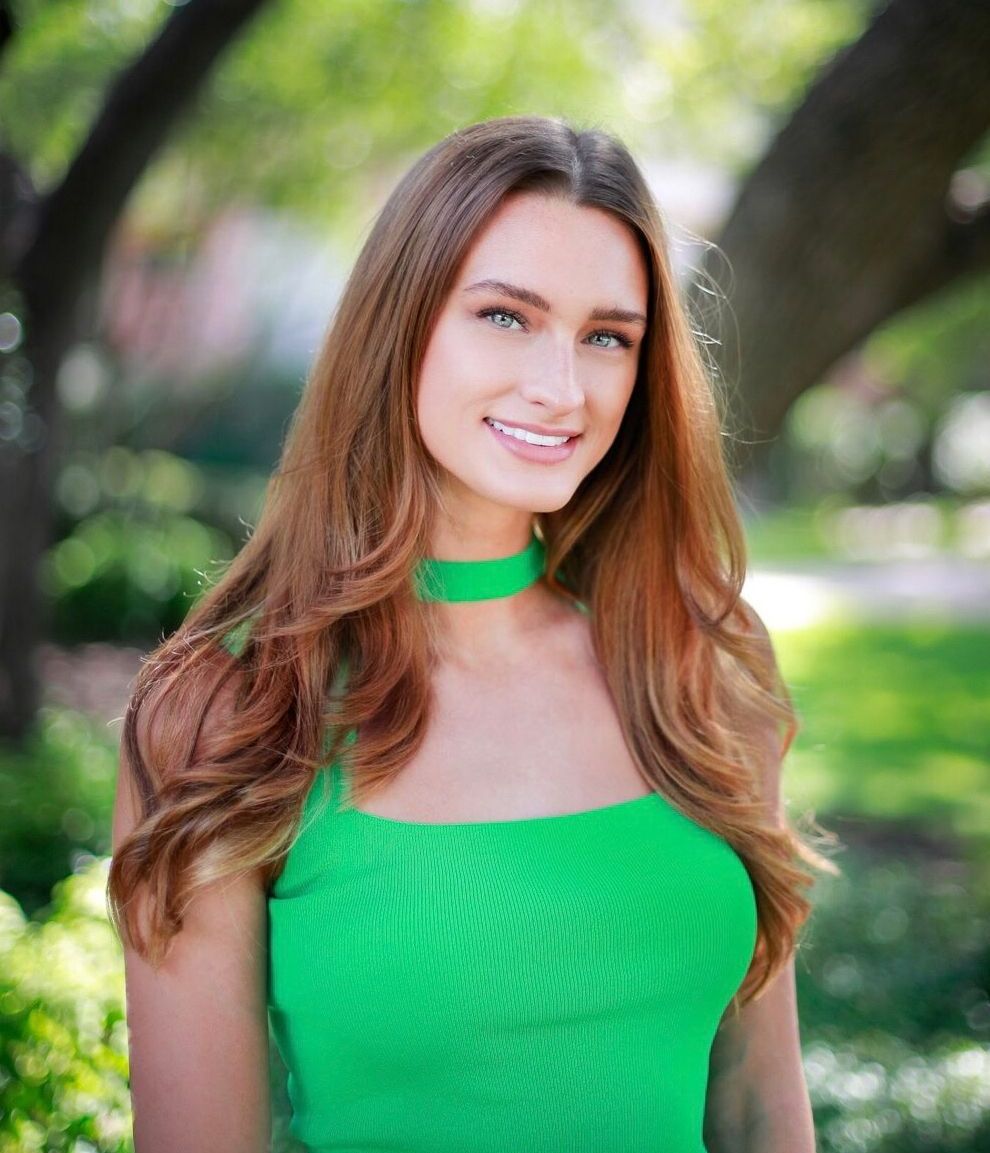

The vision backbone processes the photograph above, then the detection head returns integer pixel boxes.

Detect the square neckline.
[334,763,662,830]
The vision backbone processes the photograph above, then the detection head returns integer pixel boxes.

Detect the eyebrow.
[462,278,648,328]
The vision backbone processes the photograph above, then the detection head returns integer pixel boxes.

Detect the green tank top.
[221,532,758,1152]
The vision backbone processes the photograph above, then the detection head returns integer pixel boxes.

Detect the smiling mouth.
[484,417,579,446]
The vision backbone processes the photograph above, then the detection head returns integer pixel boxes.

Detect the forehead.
[454,192,648,305]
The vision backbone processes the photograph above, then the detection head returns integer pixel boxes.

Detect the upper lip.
[486,417,582,437]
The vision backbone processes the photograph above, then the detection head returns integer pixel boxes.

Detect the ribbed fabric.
[218,554,758,1151]
[266,750,758,1152]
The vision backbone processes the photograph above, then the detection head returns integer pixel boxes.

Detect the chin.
[531,492,576,514]
[440,463,580,517]
[486,483,577,515]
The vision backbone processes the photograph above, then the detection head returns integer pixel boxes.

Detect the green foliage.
[775,277,990,506]
[0,860,305,1153]
[775,621,990,1150]
[807,1036,990,1153]
[865,277,990,424]
[0,0,871,228]
[633,0,866,168]
[42,446,247,646]
[41,507,234,645]
[0,862,131,1153]
[799,848,990,1152]
[0,709,118,919]
[1,0,632,230]
[0,0,163,190]
[800,849,988,1048]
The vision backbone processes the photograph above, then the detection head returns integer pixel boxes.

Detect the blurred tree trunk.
[694,0,990,500]
[0,0,272,739]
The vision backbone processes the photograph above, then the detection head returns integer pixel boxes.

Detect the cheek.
[415,332,458,443]
[415,366,482,470]
[416,384,452,462]
[596,380,636,435]
[417,317,480,403]
[416,335,497,448]
[583,382,636,461]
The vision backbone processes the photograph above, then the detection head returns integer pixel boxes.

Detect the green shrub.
[798,845,990,1151]
[41,508,234,647]
[0,710,117,918]
[41,447,263,647]
[806,1034,990,1153]
[0,862,130,1153]
[799,847,990,1045]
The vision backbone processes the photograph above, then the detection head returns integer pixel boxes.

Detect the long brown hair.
[107,114,840,1008]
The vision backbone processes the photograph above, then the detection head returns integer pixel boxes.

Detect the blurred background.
[1,0,988,1150]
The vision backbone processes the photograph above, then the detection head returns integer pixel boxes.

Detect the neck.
[424,518,536,566]
[416,521,563,667]
[430,580,567,671]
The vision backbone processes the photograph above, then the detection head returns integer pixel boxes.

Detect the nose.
[517,343,586,414]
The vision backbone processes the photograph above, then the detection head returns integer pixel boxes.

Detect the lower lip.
[484,420,580,463]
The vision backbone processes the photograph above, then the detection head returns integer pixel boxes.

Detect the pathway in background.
[744,558,990,630]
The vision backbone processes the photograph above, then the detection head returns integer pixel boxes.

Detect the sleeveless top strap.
[219,616,355,813]
[320,723,357,814]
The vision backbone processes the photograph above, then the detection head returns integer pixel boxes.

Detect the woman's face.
[416,190,649,527]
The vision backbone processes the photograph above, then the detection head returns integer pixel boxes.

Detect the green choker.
[413,531,547,603]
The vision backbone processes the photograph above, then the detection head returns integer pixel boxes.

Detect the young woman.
[109,114,838,1153]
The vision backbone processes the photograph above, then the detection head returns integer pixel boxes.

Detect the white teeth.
[486,418,571,447]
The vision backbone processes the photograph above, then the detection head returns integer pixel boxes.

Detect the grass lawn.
[779,627,990,825]
[772,622,990,864]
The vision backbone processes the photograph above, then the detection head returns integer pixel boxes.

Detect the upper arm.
[112,681,271,1153]
[704,957,816,1152]
[704,603,815,1150]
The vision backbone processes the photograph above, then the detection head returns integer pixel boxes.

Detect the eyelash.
[476,306,635,350]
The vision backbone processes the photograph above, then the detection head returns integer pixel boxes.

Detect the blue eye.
[477,307,525,330]
[588,330,634,350]
[476,306,634,350]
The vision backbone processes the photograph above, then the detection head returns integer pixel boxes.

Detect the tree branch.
[0,144,37,270]
[897,198,990,312]
[15,0,272,319]
[698,0,990,475]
